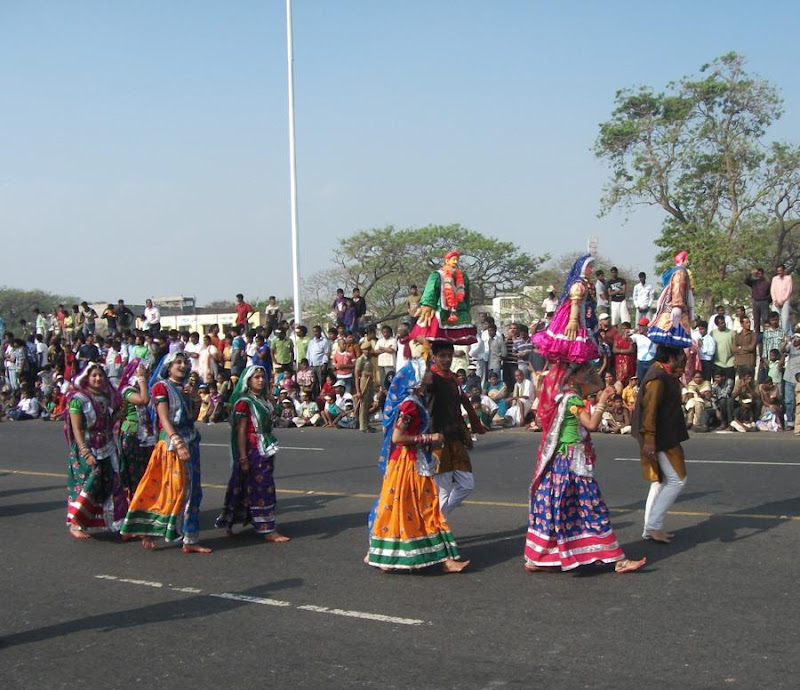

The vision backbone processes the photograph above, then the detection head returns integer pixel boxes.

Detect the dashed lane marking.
[2,468,799,522]
[201,443,324,451]
[95,574,426,626]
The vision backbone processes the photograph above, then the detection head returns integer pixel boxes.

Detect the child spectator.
[731,398,757,432]
[294,389,321,427]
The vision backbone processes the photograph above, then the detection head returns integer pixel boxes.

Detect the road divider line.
[6,469,799,522]
[614,457,800,467]
[95,574,426,626]
[201,443,324,451]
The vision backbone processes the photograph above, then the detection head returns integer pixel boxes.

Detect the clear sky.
[2,0,799,305]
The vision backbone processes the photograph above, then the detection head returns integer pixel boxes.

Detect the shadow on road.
[0,578,304,649]
[0,499,65,518]
[0,484,62,500]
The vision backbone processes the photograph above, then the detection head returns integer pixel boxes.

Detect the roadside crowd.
[1,263,799,435]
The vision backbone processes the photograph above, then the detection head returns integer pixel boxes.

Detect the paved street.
[1,421,799,689]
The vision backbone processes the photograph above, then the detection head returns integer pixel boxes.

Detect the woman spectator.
[198,334,220,384]
[484,371,508,418]
[612,322,636,386]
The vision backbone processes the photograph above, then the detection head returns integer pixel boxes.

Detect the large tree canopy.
[0,287,81,332]
[304,224,549,324]
[595,52,800,308]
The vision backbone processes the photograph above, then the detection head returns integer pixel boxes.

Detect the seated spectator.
[336,398,358,429]
[197,384,211,421]
[504,368,533,427]
[484,371,508,417]
[732,371,759,416]
[464,364,482,393]
[731,397,757,432]
[294,389,321,427]
[683,370,713,431]
[621,375,639,412]
[8,387,41,421]
[204,381,226,423]
[321,393,340,427]
[0,384,17,421]
[469,393,493,433]
[275,394,298,428]
[602,394,631,434]
[711,371,734,431]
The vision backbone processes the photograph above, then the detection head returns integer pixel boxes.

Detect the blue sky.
[2,0,799,305]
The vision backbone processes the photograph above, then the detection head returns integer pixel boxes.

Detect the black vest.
[632,362,689,450]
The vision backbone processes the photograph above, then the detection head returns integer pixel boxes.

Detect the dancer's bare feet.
[69,526,91,540]
[441,558,470,573]
[525,564,559,573]
[181,544,212,554]
[120,533,137,542]
[142,536,156,550]
[644,529,674,543]
[264,532,290,543]
[225,528,235,537]
[615,557,646,574]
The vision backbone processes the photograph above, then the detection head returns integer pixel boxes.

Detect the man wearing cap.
[541,286,558,318]
[630,317,657,382]
[632,272,655,322]
[464,363,482,392]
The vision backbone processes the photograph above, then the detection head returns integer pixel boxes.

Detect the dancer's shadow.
[0,484,62,500]
[454,526,527,571]
[0,499,66,518]
[278,464,375,480]
[0,578,303,649]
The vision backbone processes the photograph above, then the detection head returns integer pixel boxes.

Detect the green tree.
[0,287,81,333]
[306,224,549,324]
[595,52,800,310]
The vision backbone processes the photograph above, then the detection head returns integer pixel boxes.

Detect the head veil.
[62,361,122,441]
[557,254,594,306]
[229,365,276,464]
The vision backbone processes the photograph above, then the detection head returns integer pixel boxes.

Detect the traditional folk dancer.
[410,250,478,346]
[648,250,694,348]
[430,341,486,519]
[367,361,468,572]
[117,359,156,500]
[631,346,689,544]
[64,362,128,539]
[532,254,600,363]
[524,361,646,574]
[120,352,212,553]
[215,365,289,543]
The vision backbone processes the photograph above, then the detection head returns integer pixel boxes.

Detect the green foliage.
[595,52,800,311]
[305,224,549,324]
[0,287,81,332]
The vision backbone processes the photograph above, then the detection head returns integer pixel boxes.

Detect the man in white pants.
[631,346,689,544]
[429,341,486,519]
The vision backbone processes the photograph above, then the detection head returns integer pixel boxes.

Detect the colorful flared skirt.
[118,431,154,500]
[368,447,461,569]
[120,438,202,544]
[409,317,477,345]
[215,448,277,533]
[524,451,624,570]
[66,449,128,531]
[532,302,599,363]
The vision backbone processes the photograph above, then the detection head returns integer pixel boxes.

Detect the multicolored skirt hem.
[215,449,277,534]
[410,319,477,345]
[120,509,183,542]
[367,531,460,569]
[647,325,692,348]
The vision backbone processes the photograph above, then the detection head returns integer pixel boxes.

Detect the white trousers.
[434,471,474,519]
[642,451,687,537]
[611,300,630,326]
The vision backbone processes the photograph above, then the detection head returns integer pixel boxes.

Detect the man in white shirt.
[632,272,655,321]
[504,369,534,426]
[708,305,734,332]
[595,270,609,313]
[630,317,657,382]
[394,322,412,374]
[693,320,717,381]
[306,325,331,395]
[184,332,203,373]
[143,299,161,336]
[485,324,505,385]
[374,325,397,384]
[541,286,558,317]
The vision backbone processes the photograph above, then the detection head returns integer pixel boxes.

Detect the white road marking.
[614,457,800,467]
[200,443,324,451]
[95,574,427,625]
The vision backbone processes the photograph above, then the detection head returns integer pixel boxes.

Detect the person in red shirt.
[235,293,255,327]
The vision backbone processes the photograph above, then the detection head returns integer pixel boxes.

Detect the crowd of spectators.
[1,264,798,437]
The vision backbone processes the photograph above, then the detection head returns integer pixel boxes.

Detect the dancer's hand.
[642,442,657,462]
[417,305,435,328]
[565,319,578,340]
[429,432,444,448]
[598,386,615,404]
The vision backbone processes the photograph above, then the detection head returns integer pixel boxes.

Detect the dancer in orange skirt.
[367,360,468,573]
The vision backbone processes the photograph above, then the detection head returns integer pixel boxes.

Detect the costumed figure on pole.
[647,250,694,348]
[410,250,477,345]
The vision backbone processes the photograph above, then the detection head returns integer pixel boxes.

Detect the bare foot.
[525,564,559,573]
[264,532,290,543]
[69,526,91,540]
[615,557,646,574]
[182,544,213,554]
[142,536,156,550]
[441,558,470,573]
[120,533,137,542]
[225,528,234,537]
[645,529,674,544]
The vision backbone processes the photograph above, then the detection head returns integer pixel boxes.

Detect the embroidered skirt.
[215,449,278,534]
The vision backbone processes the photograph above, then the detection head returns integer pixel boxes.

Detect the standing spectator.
[198,335,220,384]
[101,304,117,335]
[76,334,100,372]
[514,324,533,378]
[229,326,247,383]
[744,268,770,334]
[394,322,412,374]
[485,324,504,386]
[117,299,135,331]
[595,269,609,315]
[332,288,347,327]
[105,339,124,386]
[406,284,421,318]
[779,326,800,429]
[502,323,519,385]
[733,317,757,376]
[541,286,558,318]
[375,325,396,383]
[693,320,716,382]
[143,299,161,336]
[270,327,294,373]
[34,308,46,338]
[354,342,375,432]
[306,325,330,396]
[331,338,355,392]
[607,267,630,326]
[184,332,203,373]
[264,296,282,337]
[760,311,787,369]
[630,317,657,382]
[708,305,733,332]
[351,288,367,332]
[770,263,793,331]
[632,272,655,322]
[732,305,747,333]
[293,325,310,367]
[235,293,255,328]
[80,301,98,337]
[34,334,48,369]
[711,316,735,382]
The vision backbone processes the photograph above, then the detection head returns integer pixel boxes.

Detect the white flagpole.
[286,0,303,325]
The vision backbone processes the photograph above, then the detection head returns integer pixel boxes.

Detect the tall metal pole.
[286,0,303,325]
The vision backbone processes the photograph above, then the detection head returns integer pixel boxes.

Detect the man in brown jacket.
[631,346,689,544]
[733,316,757,377]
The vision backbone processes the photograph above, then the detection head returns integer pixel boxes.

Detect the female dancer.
[524,361,645,573]
[367,362,468,573]
[532,254,599,363]
[121,352,211,553]
[117,359,156,500]
[216,365,290,542]
[64,362,128,539]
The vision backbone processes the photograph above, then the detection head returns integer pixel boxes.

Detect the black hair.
[431,341,455,355]
[653,345,684,363]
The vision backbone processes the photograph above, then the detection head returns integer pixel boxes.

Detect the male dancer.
[429,341,485,518]
[631,345,689,543]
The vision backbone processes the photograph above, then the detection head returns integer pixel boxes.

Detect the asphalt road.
[1,421,799,689]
